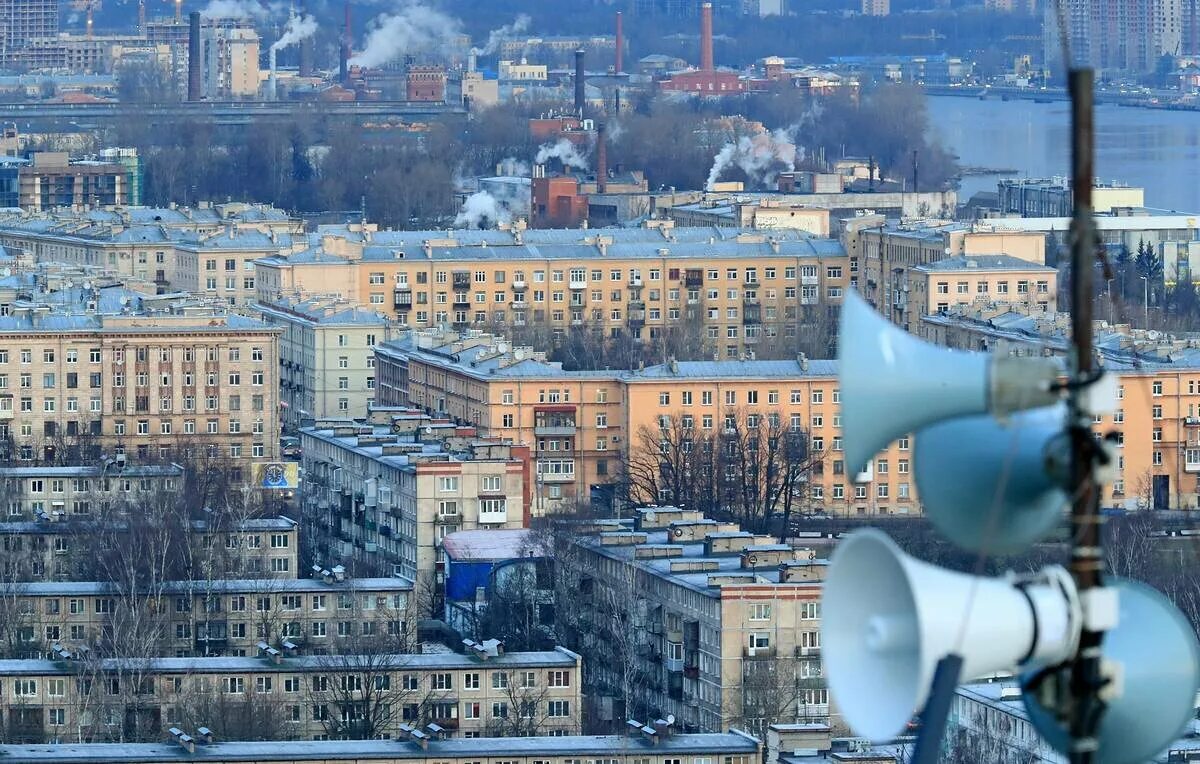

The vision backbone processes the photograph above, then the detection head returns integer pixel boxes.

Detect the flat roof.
[0,576,412,597]
[0,732,759,762]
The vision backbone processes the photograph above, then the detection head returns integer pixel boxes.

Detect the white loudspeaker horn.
[1023,579,1200,764]
[838,290,1060,474]
[914,405,1069,554]
[822,529,1080,742]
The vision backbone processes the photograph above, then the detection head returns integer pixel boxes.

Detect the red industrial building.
[658,2,753,94]
[406,65,447,102]
[531,173,588,229]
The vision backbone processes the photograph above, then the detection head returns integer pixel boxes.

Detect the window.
[748,633,770,653]
[438,476,459,492]
[748,603,771,620]
[548,700,571,717]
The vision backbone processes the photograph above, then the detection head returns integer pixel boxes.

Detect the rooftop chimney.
[596,121,608,194]
[340,0,352,85]
[615,11,623,74]
[700,2,714,72]
[187,11,202,102]
[574,48,586,118]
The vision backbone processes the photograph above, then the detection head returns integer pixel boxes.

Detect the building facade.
[299,416,531,582]
[0,647,582,743]
[0,286,281,467]
[0,576,415,660]
[257,296,391,430]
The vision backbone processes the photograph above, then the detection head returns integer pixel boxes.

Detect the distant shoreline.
[923,84,1200,112]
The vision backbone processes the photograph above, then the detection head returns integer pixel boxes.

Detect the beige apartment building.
[924,308,1200,511]
[0,516,298,582]
[376,331,918,517]
[255,224,849,358]
[852,219,1047,323]
[0,463,182,519]
[0,204,299,296]
[256,296,392,430]
[0,731,761,763]
[300,415,531,583]
[567,507,831,737]
[901,254,1058,333]
[0,647,582,743]
[0,576,415,660]
[375,332,625,514]
[0,286,281,466]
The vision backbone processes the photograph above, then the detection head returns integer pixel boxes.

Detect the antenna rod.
[1065,65,1105,764]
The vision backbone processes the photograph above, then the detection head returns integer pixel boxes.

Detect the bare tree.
[726,654,805,739]
[483,675,552,737]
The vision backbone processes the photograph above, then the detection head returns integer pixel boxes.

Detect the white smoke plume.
[201,0,268,19]
[705,127,800,191]
[350,1,461,69]
[471,13,530,56]
[535,138,588,171]
[497,156,530,177]
[454,191,511,229]
[606,119,625,142]
[271,13,318,51]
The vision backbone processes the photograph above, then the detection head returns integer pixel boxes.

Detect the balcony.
[628,277,643,289]
[801,274,819,285]
[683,665,700,679]
[665,656,684,672]
[684,271,703,288]
[478,508,508,524]
[743,306,762,324]
[393,289,413,309]
[744,645,777,659]
[537,470,575,483]
[452,273,471,289]
[512,279,527,291]
[1187,417,1200,426]
[535,424,577,437]
[435,513,461,524]
[569,279,587,290]
[453,294,470,307]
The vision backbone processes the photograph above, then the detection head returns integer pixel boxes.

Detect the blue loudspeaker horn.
[1023,579,1200,764]
[914,405,1069,554]
[838,290,1060,475]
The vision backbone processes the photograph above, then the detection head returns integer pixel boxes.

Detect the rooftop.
[442,528,542,561]
[913,254,1056,273]
[0,648,579,676]
[0,732,758,762]
[257,295,390,327]
[0,576,412,597]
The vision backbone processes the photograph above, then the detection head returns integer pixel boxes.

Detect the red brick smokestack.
[614,11,623,74]
[596,122,608,194]
[700,2,713,72]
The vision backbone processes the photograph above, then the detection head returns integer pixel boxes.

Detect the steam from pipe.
[350,1,461,69]
[454,191,511,229]
[200,0,269,19]
[271,13,317,51]
[471,14,530,57]
[497,157,531,176]
[705,127,802,191]
[535,139,589,171]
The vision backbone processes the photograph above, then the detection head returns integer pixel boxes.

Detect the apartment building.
[0,285,281,466]
[901,254,1057,333]
[375,331,625,514]
[0,646,582,743]
[0,204,299,296]
[253,223,849,357]
[0,463,183,520]
[0,731,761,763]
[922,307,1200,510]
[300,416,531,582]
[377,332,918,517]
[852,219,1047,323]
[997,178,1145,217]
[566,507,831,736]
[0,516,298,582]
[0,576,414,659]
[256,295,392,430]
[622,360,915,516]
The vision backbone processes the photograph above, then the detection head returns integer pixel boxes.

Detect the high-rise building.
[1044,0,1182,75]
[861,0,890,15]
[0,0,57,66]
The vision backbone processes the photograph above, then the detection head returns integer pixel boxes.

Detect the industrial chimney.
[299,0,314,77]
[614,11,623,74]
[187,11,202,101]
[174,0,182,24]
[86,4,94,40]
[596,121,608,194]
[574,48,586,118]
[340,0,352,85]
[137,0,145,34]
[700,2,713,72]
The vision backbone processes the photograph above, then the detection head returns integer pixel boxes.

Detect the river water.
[927,95,1200,213]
